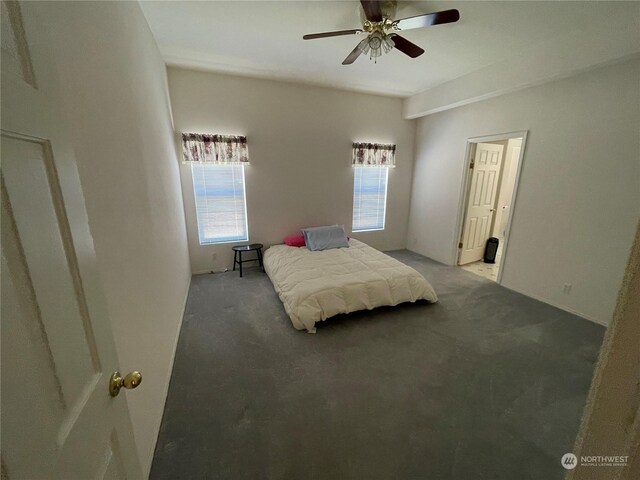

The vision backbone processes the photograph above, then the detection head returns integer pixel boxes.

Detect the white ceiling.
[140,1,640,98]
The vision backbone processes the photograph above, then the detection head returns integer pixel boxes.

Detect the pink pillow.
[284,234,306,247]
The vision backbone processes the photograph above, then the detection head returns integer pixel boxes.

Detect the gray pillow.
[302,225,349,251]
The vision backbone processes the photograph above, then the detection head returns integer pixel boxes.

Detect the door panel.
[101,431,127,480]
[1,1,141,478]
[1,191,65,478]
[472,170,485,206]
[459,143,504,264]
[3,137,100,406]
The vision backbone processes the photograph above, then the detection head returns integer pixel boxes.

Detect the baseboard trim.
[192,269,214,275]
[499,283,609,327]
[145,274,192,477]
[405,248,610,327]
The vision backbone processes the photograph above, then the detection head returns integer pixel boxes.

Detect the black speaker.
[484,237,499,264]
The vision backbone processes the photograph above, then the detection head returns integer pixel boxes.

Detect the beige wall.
[39,2,191,476]
[167,68,416,273]
[407,59,640,325]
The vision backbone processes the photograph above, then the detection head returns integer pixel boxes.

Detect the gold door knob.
[109,371,142,397]
[490,208,496,212]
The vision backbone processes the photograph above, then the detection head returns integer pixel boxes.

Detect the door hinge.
[469,162,474,169]
[458,242,463,248]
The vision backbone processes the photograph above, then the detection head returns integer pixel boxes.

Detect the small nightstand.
[231,243,264,277]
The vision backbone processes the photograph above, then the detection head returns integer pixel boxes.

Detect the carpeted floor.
[150,250,605,480]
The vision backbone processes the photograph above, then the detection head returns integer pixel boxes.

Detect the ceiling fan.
[302,0,459,64]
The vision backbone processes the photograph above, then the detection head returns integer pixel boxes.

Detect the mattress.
[263,238,438,332]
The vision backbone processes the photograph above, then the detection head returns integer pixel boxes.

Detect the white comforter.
[264,239,438,332]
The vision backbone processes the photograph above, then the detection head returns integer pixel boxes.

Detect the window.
[352,166,389,232]
[191,163,248,244]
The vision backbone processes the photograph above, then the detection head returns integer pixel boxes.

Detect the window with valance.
[351,142,396,232]
[182,133,250,244]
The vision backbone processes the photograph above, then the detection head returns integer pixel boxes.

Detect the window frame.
[191,163,249,245]
[351,165,389,233]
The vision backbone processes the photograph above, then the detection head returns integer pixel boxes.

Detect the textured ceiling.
[140,1,640,97]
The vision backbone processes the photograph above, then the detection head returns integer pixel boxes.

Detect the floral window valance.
[352,142,396,167]
[182,133,249,164]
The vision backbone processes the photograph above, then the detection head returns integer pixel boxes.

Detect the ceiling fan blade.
[360,0,383,22]
[390,34,424,58]
[303,29,363,40]
[342,37,369,65]
[394,9,460,31]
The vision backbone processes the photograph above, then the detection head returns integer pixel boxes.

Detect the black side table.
[232,243,264,277]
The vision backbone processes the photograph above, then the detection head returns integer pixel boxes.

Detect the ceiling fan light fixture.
[368,32,382,50]
[366,31,394,62]
[382,34,394,53]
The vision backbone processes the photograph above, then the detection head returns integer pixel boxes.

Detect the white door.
[1,2,142,479]
[459,143,504,265]
[497,144,522,237]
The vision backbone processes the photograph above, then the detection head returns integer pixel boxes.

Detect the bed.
[263,238,438,332]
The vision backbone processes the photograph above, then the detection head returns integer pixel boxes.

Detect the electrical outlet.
[563,283,572,294]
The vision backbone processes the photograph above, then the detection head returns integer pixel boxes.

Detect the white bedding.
[264,239,438,332]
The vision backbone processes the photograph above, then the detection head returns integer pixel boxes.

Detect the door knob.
[109,371,142,397]
[490,208,496,212]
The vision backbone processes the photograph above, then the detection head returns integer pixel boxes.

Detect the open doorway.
[454,132,527,283]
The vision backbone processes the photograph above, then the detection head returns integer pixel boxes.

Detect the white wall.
[39,2,191,476]
[407,59,640,325]
[167,68,416,273]
[402,6,640,119]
